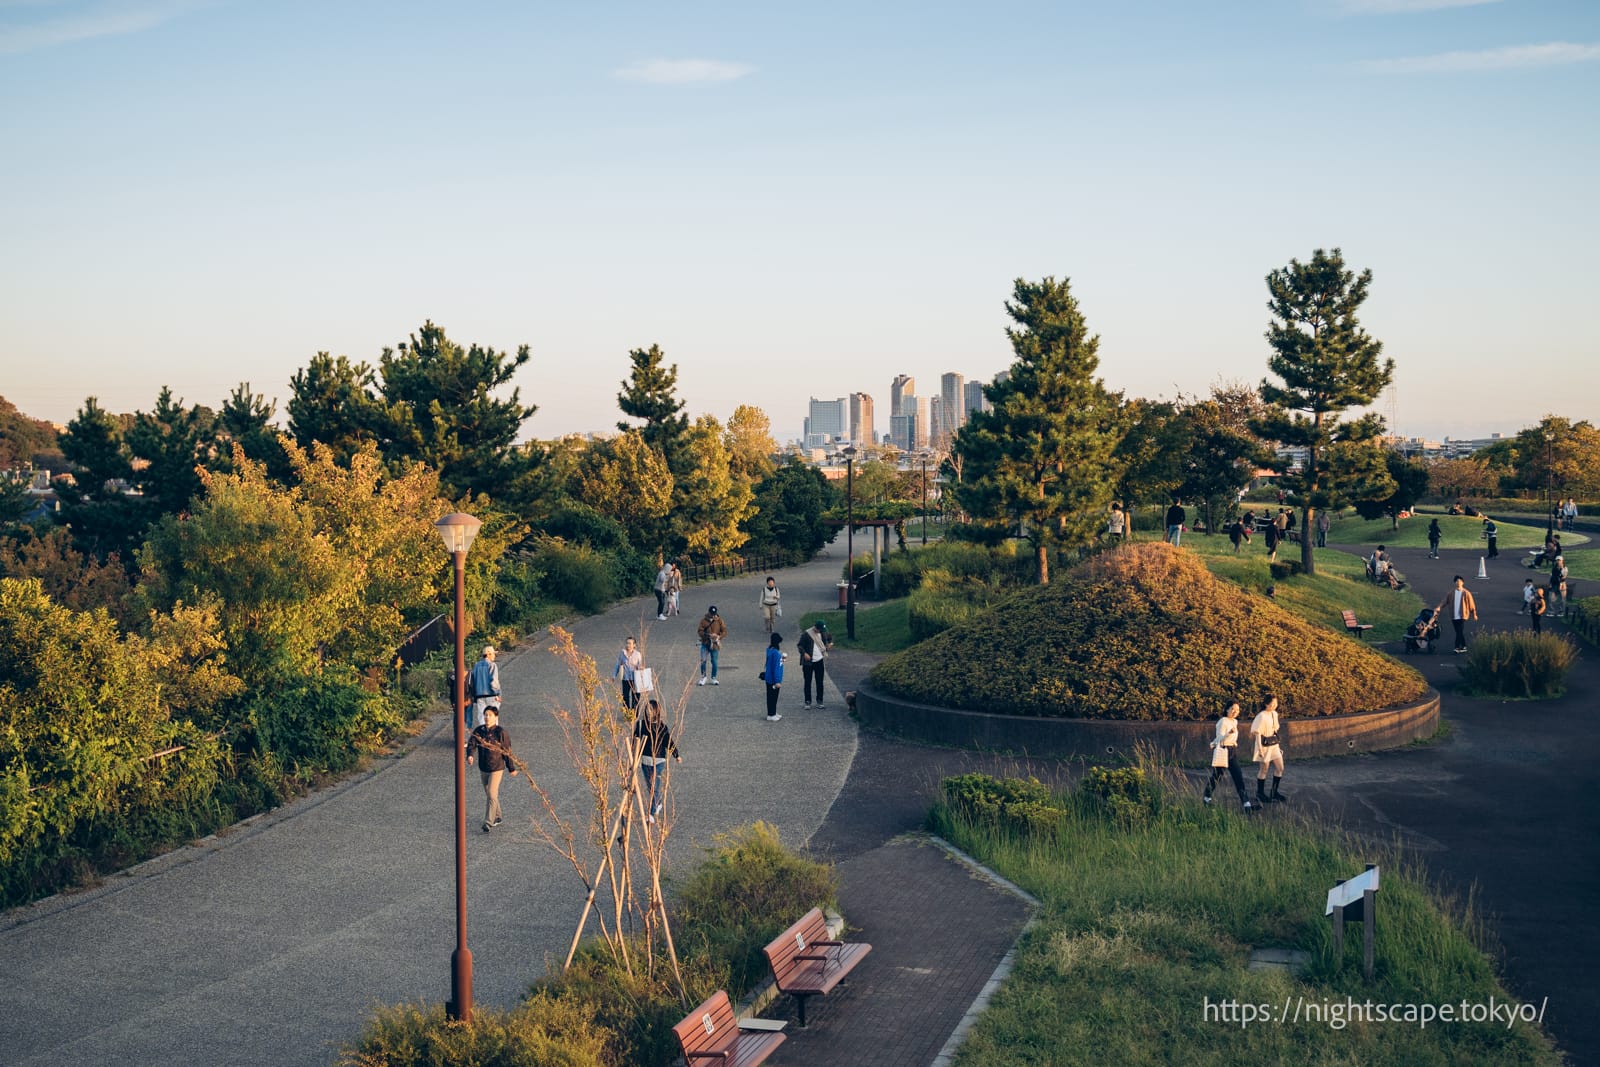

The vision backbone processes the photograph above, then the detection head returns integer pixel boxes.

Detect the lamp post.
[435,511,482,1023]
[843,446,856,639]
[920,451,930,546]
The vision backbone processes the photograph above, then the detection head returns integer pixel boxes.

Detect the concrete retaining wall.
[853,684,1440,763]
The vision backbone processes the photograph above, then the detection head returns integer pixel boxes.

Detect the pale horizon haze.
[2,0,1596,446]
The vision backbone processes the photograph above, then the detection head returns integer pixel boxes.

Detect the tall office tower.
[849,392,875,446]
[964,379,986,420]
[913,396,931,450]
[891,374,915,417]
[889,413,914,452]
[940,373,966,439]
[804,396,847,449]
[928,396,945,448]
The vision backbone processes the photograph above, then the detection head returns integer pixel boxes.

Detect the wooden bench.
[672,989,786,1066]
[762,907,872,1027]
[1341,610,1373,639]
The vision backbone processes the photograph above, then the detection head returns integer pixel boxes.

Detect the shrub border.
[853,683,1440,763]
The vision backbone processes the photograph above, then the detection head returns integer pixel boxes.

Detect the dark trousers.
[654,589,666,615]
[803,660,825,704]
[765,683,781,718]
[622,680,640,710]
[1452,618,1467,650]
[1205,752,1248,802]
[1487,536,1498,559]
[1532,613,1542,635]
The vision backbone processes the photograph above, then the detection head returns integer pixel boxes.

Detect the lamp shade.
[435,512,482,555]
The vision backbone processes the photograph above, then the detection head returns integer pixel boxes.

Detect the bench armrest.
[685,1052,731,1062]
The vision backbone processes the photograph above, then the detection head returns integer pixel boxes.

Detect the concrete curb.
[854,682,1441,762]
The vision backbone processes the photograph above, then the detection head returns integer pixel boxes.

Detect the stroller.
[1404,609,1441,654]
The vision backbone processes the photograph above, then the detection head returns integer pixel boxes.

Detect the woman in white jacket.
[1203,702,1254,811]
[1250,695,1286,805]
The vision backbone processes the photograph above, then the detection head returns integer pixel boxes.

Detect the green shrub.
[248,675,403,776]
[1078,766,1160,824]
[528,535,616,614]
[906,572,1000,641]
[941,774,1067,835]
[338,997,611,1067]
[1564,596,1598,647]
[1457,630,1577,699]
[871,543,1427,721]
[488,554,549,632]
[670,822,838,997]
[532,950,721,1067]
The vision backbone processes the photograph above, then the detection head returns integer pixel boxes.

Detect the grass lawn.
[936,786,1560,1067]
[1181,533,1422,642]
[799,598,912,653]
[1326,511,1587,551]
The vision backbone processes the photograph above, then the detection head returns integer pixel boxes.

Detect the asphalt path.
[0,556,859,1067]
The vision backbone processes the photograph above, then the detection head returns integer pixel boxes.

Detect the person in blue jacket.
[762,633,785,722]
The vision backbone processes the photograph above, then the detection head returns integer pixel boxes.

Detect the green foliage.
[339,997,610,1067]
[0,526,135,621]
[616,343,690,466]
[672,415,756,563]
[934,787,1559,1066]
[1077,766,1160,824]
[670,821,839,997]
[907,571,1002,641]
[1565,597,1600,646]
[941,773,1067,835]
[527,535,616,614]
[951,276,1127,583]
[248,675,404,776]
[0,395,62,469]
[744,458,834,564]
[1253,248,1394,576]
[1457,630,1577,699]
[870,542,1427,720]
[1353,451,1430,523]
[879,540,1028,598]
[1477,415,1600,499]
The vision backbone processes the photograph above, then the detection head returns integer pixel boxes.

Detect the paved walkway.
[2,530,1595,1065]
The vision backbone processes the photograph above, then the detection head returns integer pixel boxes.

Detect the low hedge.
[1457,630,1578,699]
[870,542,1427,721]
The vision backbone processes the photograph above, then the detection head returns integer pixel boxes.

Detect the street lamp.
[435,511,482,1022]
[920,451,930,546]
[843,446,856,639]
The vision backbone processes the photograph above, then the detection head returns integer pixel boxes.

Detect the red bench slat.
[673,990,785,1067]
[762,907,872,1026]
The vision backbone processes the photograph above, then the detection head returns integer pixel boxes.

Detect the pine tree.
[952,276,1126,583]
[1254,248,1394,576]
[617,344,690,470]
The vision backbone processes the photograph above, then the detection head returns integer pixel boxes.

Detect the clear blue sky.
[3,0,1596,445]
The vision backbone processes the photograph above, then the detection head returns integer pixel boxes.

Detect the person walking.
[1228,517,1244,554]
[798,620,833,709]
[1165,500,1186,546]
[466,645,501,732]
[1264,517,1280,563]
[1522,578,1536,614]
[465,705,518,832]
[695,605,725,685]
[1549,556,1569,616]
[1482,518,1499,560]
[1108,502,1126,542]
[1436,575,1479,654]
[1203,701,1255,812]
[652,562,672,620]
[759,576,782,633]
[1530,587,1547,635]
[1250,695,1287,805]
[762,633,785,722]
[632,698,681,821]
[613,636,645,710]
[1315,509,1330,549]
[1427,518,1442,559]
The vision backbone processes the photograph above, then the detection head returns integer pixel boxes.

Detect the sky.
[2,0,1597,446]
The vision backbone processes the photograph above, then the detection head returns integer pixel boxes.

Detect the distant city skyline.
[2,1,1596,446]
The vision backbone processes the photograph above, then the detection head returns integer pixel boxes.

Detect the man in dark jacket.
[1165,500,1186,546]
[466,705,518,831]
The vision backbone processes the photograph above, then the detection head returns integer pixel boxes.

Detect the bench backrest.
[674,989,739,1059]
[1342,611,1359,625]
[764,908,831,985]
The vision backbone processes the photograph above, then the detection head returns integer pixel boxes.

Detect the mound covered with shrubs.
[869,542,1427,721]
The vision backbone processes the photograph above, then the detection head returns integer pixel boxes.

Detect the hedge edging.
[853,683,1440,763]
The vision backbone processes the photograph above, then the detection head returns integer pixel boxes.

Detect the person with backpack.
[695,606,725,685]
[632,698,682,821]
[759,576,783,633]
[797,620,833,709]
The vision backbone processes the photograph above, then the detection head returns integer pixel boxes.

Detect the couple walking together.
[1202,697,1288,811]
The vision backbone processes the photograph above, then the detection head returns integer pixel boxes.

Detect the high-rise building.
[889,413,913,453]
[928,396,944,448]
[891,374,915,417]
[912,396,931,450]
[940,373,966,440]
[964,380,986,420]
[848,392,875,446]
[803,396,847,449]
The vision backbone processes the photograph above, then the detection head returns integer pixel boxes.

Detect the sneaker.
[657,614,666,620]
[1203,795,1213,806]
[767,714,782,722]
[815,703,826,710]
[645,814,655,825]
[491,817,504,827]
[804,701,812,709]
[1242,801,1255,812]
[652,803,663,817]
[482,822,491,833]
[710,678,719,685]
[698,677,706,686]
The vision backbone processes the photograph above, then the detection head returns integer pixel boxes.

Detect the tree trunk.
[1302,429,1319,576]
[1036,541,1049,585]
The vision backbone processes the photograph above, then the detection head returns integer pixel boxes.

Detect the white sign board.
[1325,866,1380,915]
